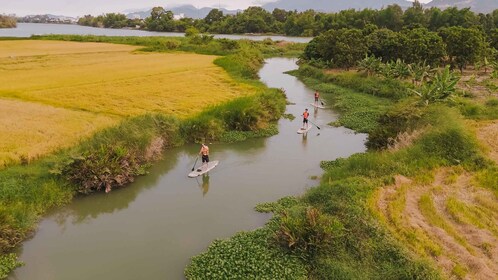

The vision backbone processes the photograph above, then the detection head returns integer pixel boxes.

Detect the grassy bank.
[186,65,497,279]
[0,36,289,278]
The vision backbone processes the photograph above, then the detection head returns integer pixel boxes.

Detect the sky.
[1,0,432,17]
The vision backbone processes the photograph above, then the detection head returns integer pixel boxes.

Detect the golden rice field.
[0,40,255,167]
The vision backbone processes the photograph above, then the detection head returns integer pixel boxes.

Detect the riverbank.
[185,65,498,279]
[0,36,303,278]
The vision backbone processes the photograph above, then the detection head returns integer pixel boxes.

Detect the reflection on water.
[301,133,308,149]
[201,174,210,197]
[9,58,367,280]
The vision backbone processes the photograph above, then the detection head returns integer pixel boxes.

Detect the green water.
[9,58,366,280]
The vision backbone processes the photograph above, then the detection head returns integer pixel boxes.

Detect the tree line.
[0,15,16,28]
[302,25,496,72]
[78,3,498,39]
[78,13,143,29]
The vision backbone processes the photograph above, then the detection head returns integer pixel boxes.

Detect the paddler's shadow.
[196,174,210,197]
[314,107,318,118]
[301,133,308,148]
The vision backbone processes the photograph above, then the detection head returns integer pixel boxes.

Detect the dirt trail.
[376,170,498,279]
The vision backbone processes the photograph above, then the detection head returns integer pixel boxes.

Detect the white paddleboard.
[188,161,219,178]
[297,124,313,134]
[310,103,326,109]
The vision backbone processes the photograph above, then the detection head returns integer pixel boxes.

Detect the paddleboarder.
[302,108,309,130]
[314,91,320,106]
[198,143,210,172]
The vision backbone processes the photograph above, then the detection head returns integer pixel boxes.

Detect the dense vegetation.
[0,36,301,278]
[79,3,498,38]
[0,15,16,28]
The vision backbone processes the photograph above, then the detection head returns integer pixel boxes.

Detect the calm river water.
[8,58,366,280]
[0,23,312,43]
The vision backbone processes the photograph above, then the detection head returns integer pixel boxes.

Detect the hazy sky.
[2,0,432,17]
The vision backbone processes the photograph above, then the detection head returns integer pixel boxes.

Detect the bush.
[274,206,344,261]
[53,114,181,193]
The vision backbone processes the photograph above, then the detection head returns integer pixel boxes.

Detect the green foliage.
[440,27,489,72]
[185,228,307,280]
[78,13,140,29]
[181,90,286,143]
[0,254,23,279]
[214,47,264,79]
[145,7,176,32]
[185,26,200,37]
[358,55,383,76]
[411,66,460,105]
[220,124,278,143]
[51,114,181,193]
[307,28,368,69]
[274,206,344,261]
[402,28,446,65]
[367,29,405,62]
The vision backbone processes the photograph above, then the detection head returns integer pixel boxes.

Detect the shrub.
[274,206,344,261]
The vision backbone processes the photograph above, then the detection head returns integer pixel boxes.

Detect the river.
[0,23,312,43]
[8,58,366,280]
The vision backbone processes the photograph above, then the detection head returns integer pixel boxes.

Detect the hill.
[426,0,498,13]
[126,5,240,19]
[262,0,413,12]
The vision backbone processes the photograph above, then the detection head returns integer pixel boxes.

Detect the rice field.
[0,40,255,166]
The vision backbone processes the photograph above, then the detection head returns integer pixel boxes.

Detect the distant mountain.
[425,0,498,13]
[262,0,413,12]
[126,5,240,19]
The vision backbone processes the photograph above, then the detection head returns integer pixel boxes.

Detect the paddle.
[320,99,326,106]
[191,156,199,172]
[308,119,321,130]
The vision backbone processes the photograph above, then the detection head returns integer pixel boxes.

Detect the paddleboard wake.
[297,124,313,134]
[188,161,219,178]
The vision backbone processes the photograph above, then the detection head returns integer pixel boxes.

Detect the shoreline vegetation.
[0,35,304,278]
[0,16,16,29]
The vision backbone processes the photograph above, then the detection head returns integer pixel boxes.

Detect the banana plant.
[357,55,382,76]
[408,61,432,86]
[411,66,460,105]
